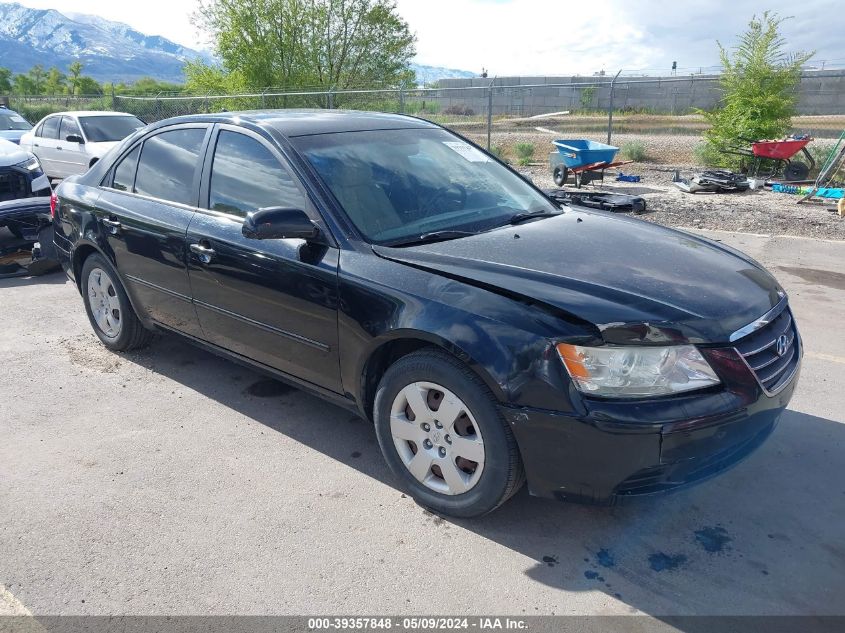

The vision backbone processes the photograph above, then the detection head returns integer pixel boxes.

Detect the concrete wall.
[430,70,845,116]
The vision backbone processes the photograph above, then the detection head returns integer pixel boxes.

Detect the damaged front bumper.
[501,350,800,504]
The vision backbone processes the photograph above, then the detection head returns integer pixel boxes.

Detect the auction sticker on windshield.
[443,141,489,162]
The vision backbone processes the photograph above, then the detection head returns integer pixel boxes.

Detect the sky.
[10,0,845,75]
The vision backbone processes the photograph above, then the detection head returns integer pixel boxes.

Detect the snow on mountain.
[0,2,210,83]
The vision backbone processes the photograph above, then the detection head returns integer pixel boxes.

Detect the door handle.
[102,217,121,234]
[190,242,216,264]
[56,146,62,151]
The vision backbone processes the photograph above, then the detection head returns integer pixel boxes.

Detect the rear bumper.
[502,355,800,504]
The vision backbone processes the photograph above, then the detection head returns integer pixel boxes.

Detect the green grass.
[514,142,535,166]
[620,140,648,162]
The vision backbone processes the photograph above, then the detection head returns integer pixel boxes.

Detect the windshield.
[0,111,32,131]
[294,128,557,245]
[79,115,145,142]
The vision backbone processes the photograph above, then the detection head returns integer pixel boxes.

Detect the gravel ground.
[461,131,844,240]
[522,162,845,240]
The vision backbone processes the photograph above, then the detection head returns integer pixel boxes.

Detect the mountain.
[410,64,476,84]
[0,2,475,86]
[0,2,210,83]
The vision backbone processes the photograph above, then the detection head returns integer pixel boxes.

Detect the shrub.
[490,144,504,159]
[514,142,535,165]
[621,141,648,162]
[701,12,813,168]
[580,86,596,111]
[693,142,722,167]
[442,103,476,116]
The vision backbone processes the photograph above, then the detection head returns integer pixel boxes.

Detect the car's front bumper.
[501,348,800,504]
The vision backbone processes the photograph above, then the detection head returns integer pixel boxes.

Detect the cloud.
[394,0,843,75]
[10,0,843,75]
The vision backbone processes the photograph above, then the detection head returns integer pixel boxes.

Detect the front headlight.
[16,156,42,173]
[556,343,720,398]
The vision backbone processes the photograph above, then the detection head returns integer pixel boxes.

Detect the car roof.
[42,111,137,118]
[149,109,439,138]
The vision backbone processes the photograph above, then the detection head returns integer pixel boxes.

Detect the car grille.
[0,168,28,201]
[733,303,800,394]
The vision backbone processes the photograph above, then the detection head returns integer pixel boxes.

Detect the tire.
[553,165,568,187]
[373,349,525,517]
[783,160,809,182]
[80,253,153,351]
[6,222,24,239]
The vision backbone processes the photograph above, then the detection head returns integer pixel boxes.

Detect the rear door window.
[134,128,206,206]
[208,130,305,217]
[40,117,60,139]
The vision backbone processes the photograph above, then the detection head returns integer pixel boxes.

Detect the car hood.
[0,130,26,144]
[0,138,34,167]
[373,209,784,344]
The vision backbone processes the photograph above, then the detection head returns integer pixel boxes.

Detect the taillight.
[50,192,58,219]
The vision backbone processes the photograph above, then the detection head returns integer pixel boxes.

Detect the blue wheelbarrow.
[549,140,631,188]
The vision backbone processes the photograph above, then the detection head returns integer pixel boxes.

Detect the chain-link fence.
[6,74,845,167]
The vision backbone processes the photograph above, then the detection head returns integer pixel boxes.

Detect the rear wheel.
[373,349,524,517]
[81,254,153,351]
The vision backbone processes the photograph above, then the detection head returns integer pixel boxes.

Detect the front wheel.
[81,254,153,351]
[374,349,524,517]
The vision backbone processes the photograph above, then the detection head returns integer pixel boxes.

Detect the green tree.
[76,76,103,95]
[68,61,83,96]
[0,67,12,93]
[28,65,46,94]
[13,74,34,95]
[702,12,813,166]
[44,67,67,95]
[193,0,416,90]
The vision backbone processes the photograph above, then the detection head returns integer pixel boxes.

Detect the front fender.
[338,250,594,414]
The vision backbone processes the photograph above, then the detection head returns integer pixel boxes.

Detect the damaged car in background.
[0,138,59,278]
[53,111,802,517]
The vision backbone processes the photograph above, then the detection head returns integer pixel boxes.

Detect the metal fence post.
[328,87,334,110]
[487,80,494,151]
[399,83,406,114]
[607,69,622,145]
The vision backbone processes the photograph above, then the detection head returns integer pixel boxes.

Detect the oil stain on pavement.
[648,552,688,572]
[694,525,732,553]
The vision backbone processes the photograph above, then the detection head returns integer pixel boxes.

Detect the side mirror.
[242,207,320,241]
[66,134,84,144]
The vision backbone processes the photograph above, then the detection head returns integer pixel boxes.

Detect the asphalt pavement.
[1,226,843,618]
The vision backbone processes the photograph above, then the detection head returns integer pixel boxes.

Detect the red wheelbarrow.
[724,136,815,181]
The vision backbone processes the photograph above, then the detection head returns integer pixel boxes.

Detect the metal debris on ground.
[544,188,647,214]
[673,170,751,194]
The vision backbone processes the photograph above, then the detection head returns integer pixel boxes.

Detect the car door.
[31,116,61,175]
[57,116,88,176]
[186,126,342,392]
[95,124,209,338]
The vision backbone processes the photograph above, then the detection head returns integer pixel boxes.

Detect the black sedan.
[53,111,801,517]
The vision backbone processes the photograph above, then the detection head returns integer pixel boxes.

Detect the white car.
[19,111,145,179]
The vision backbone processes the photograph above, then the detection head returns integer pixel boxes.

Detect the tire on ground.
[80,253,153,352]
[373,348,525,517]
